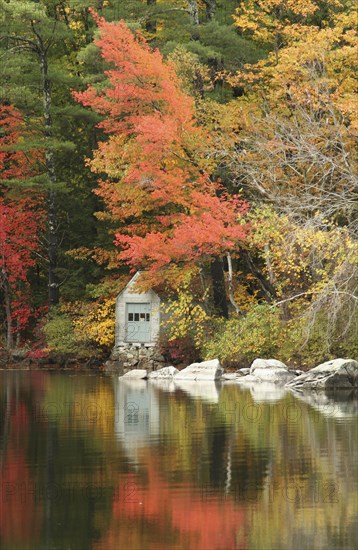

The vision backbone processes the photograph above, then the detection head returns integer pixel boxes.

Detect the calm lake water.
[0,370,357,550]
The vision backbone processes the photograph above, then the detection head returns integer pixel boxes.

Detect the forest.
[0,0,357,367]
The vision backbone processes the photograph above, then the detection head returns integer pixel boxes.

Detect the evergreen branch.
[0,34,39,53]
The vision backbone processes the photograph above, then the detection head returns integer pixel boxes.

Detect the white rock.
[222,369,250,380]
[250,358,288,374]
[233,358,297,385]
[251,367,296,384]
[286,358,358,390]
[237,368,250,376]
[246,358,296,384]
[174,358,223,381]
[148,366,179,379]
[119,369,148,379]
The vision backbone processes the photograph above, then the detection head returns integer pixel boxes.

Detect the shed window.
[146,313,150,321]
[134,313,140,321]
[128,313,133,321]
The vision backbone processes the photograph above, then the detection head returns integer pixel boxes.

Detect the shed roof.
[116,271,160,300]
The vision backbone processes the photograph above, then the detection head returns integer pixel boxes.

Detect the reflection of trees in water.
[152,387,270,505]
[98,450,247,550]
[209,425,228,488]
[0,371,117,550]
[195,423,270,503]
[228,441,269,503]
[152,382,358,549]
[0,373,42,545]
[1,372,357,550]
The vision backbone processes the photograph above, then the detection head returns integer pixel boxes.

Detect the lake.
[0,370,357,549]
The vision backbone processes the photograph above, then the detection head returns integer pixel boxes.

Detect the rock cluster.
[118,359,223,382]
[116,355,358,392]
[233,358,300,385]
[228,357,357,391]
[118,361,222,382]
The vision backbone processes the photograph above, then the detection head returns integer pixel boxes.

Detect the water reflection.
[0,371,357,549]
[172,380,221,403]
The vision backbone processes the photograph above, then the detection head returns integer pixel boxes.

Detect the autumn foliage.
[0,105,43,349]
[0,1,355,362]
[74,12,250,281]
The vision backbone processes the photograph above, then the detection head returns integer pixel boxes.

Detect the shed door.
[126,303,151,343]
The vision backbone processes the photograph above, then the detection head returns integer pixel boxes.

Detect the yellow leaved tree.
[233,0,344,62]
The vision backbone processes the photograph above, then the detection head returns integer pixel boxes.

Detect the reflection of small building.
[114,379,160,464]
[115,272,161,347]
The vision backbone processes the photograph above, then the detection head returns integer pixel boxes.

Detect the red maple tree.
[74,12,249,284]
[0,105,44,349]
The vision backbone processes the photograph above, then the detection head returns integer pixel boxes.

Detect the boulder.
[286,358,358,390]
[237,368,250,376]
[148,366,179,379]
[250,367,296,384]
[174,359,223,381]
[119,369,148,380]
[250,358,288,373]
[234,358,297,385]
[247,358,296,384]
[222,368,250,381]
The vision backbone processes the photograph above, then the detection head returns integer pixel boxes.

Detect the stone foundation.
[105,343,166,375]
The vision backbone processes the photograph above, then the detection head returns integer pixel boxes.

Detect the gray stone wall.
[105,343,166,375]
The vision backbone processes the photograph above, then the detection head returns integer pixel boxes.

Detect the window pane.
[128,313,133,321]
[140,313,145,320]
[134,313,139,321]
[146,313,150,321]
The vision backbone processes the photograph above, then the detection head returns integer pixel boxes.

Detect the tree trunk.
[1,272,13,350]
[241,250,276,303]
[48,190,59,306]
[264,244,275,286]
[146,0,157,34]
[210,258,228,318]
[227,253,241,315]
[15,319,21,348]
[203,0,216,20]
[40,52,59,306]
[187,0,199,25]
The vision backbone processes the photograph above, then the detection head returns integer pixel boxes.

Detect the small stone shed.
[115,271,161,347]
[108,272,167,373]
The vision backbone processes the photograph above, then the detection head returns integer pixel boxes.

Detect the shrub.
[158,331,200,365]
[202,304,285,367]
[43,309,78,355]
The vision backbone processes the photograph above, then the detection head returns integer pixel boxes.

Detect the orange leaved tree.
[74,11,250,316]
